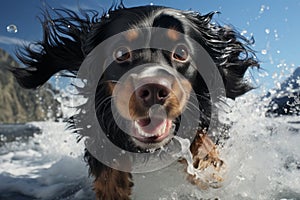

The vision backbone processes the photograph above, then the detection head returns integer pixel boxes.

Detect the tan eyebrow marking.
[167,28,180,41]
[124,29,139,42]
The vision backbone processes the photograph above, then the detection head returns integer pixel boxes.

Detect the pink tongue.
[137,118,165,134]
[137,118,151,127]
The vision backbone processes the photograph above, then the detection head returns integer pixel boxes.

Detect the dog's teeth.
[134,121,153,137]
[156,120,167,136]
[162,121,167,133]
[134,120,168,137]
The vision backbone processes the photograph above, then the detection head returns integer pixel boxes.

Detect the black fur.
[11,4,258,96]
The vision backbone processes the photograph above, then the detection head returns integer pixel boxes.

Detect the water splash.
[173,136,195,175]
[6,24,18,33]
[172,136,225,188]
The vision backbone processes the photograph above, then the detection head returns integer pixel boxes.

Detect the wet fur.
[9,2,259,199]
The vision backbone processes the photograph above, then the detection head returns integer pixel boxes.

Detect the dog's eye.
[114,46,132,63]
[172,44,189,62]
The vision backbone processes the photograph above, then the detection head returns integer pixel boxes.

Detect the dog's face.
[11,5,259,153]
[92,7,210,150]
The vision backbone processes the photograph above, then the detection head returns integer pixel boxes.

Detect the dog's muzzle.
[112,65,192,149]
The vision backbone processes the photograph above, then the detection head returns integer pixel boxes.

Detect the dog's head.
[10,4,259,152]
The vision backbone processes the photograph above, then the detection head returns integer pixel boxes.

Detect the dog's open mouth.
[131,117,175,148]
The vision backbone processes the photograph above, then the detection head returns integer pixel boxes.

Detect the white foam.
[1,93,300,199]
[133,92,300,200]
[0,122,94,199]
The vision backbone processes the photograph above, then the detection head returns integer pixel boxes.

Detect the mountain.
[266,67,300,116]
[0,48,62,123]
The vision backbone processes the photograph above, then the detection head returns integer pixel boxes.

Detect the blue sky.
[1,0,300,91]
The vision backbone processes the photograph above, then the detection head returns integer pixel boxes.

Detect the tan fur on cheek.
[167,28,180,41]
[124,29,139,42]
[172,78,192,111]
[106,82,116,95]
[164,93,181,118]
[128,94,149,119]
[114,84,134,119]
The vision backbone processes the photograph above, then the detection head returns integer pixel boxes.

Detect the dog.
[10,2,259,199]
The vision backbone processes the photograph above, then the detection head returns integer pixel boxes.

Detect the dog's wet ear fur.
[185,11,260,99]
[9,9,98,89]
[9,6,260,97]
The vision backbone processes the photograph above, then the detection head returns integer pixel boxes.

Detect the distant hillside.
[266,67,300,116]
[0,48,62,123]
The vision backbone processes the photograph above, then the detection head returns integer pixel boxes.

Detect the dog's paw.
[188,134,227,189]
[193,147,226,189]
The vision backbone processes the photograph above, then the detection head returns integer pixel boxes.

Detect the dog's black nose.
[136,83,170,106]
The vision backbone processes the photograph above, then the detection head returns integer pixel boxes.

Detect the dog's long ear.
[186,12,260,99]
[9,9,98,89]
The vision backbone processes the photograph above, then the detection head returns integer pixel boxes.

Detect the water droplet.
[272,72,278,79]
[148,148,155,153]
[6,24,18,33]
[261,49,267,55]
[276,82,281,89]
[259,5,265,14]
[241,30,247,36]
[274,30,279,39]
[265,29,270,34]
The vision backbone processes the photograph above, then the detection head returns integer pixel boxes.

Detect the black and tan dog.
[10,2,259,199]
